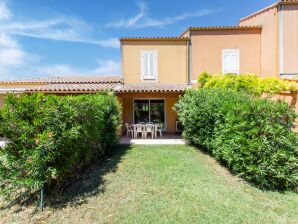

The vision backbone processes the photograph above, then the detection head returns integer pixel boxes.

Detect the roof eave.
[120,37,190,42]
[190,26,262,31]
[25,90,115,94]
[179,26,262,36]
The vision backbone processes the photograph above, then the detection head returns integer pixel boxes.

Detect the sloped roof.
[25,83,121,93]
[0,76,190,93]
[0,76,121,84]
[120,37,189,41]
[179,25,262,37]
[115,84,190,93]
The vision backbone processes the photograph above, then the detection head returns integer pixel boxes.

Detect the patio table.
[131,123,158,138]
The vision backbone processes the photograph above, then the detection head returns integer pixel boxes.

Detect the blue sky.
[0,0,277,80]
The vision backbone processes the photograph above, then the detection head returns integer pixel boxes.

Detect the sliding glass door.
[134,99,165,128]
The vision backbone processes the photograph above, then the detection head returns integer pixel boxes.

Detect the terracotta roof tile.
[180,25,261,37]
[25,83,121,93]
[120,37,189,41]
[0,76,191,93]
[0,76,122,84]
[115,84,190,93]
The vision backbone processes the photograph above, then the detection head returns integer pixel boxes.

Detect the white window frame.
[140,50,158,81]
[222,49,240,75]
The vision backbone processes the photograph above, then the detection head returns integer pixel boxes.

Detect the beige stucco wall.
[239,7,278,77]
[118,92,181,134]
[283,5,298,74]
[121,40,188,84]
[190,29,261,81]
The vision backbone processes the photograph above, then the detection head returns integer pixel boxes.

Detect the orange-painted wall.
[190,29,261,82]
[239,6,278,77]
[283,5,298,74]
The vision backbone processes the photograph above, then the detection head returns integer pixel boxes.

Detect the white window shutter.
[141,51,148,78]
[152,51,157,78]
[222,49,239,74]
[140,50,158,80]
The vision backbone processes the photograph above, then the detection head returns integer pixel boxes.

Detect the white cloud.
[39,60,120,77]
[0,3,118,48]
[1,18,120,48]
[106,2,220,29]
[93,38,120,48]
[0,0,11,20]
[106,2,147,28]
[0,32,17,47]
[140,9,221,28]
[33,59,120,77]
[0,48,25,66]
[91,60,120,75]
[0,59,121,80]
[0,1,120,80]
[36,64,77,77]
[0,27,27,68]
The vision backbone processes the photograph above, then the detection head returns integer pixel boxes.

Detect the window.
[134,99,165,128]
[141,50,158,81]
[222,49,240,74]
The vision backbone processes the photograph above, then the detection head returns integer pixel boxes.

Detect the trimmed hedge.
[0,93,121,199]
[174,89,298,190]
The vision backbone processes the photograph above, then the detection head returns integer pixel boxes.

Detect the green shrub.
[0,93,121,199]
[197,73,297,96]
[174,89,298,190]
[197,71,212,87]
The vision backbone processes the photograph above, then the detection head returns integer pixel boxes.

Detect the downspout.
[278,4,284,77]
[188,31,192,85]
[120,41,124,82]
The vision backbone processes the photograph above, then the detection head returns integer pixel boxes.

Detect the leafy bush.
[198,73,297,96]
[197,71,212,87]
[174,89,298,190]
[0,93,121,199]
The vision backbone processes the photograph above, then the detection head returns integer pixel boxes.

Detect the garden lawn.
[1,144,297,224]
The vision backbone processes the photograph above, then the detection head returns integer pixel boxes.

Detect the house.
[0,0,297,134]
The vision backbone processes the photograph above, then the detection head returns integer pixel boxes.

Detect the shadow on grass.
[46,144,132,209]
[0,144,132,213]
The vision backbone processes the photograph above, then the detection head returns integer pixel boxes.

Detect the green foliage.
[197,73,297,96]
[197,71,212,87]
[0,93,121,199]
[174,89,298,190]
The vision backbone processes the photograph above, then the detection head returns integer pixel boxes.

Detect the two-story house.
[0,0,297,134]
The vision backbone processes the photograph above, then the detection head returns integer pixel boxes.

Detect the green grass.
[1,145,297,223]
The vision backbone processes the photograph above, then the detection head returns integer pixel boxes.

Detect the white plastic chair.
[155,124,162,138]
[144,124,154,139]
[134,124,144,138]
[125,123,133,137]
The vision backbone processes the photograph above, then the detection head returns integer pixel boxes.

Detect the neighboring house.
[0,0,297,134]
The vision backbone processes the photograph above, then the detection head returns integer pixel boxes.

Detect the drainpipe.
[187,35,192,85]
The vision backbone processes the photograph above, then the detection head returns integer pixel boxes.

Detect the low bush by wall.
[0,93,121,199]
[197,72,297,96]
[174,89,298,191]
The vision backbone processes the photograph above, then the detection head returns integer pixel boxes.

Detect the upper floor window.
[141,50,158,81]
[222,49,240,74]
